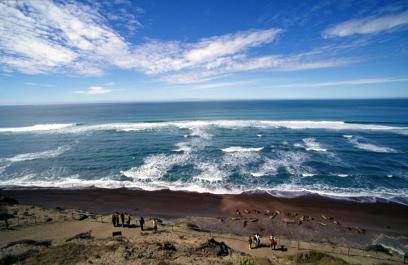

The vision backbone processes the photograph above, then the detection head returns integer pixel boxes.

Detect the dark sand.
[2,188,408,250]
[2,188,407,232]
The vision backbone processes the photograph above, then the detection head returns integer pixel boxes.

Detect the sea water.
[0,99,407,204]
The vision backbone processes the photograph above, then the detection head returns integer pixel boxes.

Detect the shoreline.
[2,187,408,254]
[1,185,406,205]
[2,187,407,230]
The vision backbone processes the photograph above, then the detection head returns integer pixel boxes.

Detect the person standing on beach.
[111,213,116,227]
[269,235,277,250]
[152,218,157,232]
[248,236,253,250]
[120,212,125,227]
[127,214,131,227]
[139,216,145,231]
[255,233,261,248]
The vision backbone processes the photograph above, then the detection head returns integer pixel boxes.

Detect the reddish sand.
[2,188,407,232]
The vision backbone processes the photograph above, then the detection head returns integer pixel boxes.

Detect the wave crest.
[221,146,263,153]
[0,123,75,133]
[1,120,407,134]
[348,137,398,153]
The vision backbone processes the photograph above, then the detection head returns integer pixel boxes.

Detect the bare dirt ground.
[1,201,406,265]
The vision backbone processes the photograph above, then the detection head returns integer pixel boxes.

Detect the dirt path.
[1,219,404,265]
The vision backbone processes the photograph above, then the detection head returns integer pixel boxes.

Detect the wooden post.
[297,240,300,250]
[347,247,350,256]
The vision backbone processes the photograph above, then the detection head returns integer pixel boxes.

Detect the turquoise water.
[0,99,407,204]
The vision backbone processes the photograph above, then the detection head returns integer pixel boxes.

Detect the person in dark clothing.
[111,213,116,227]
[115,212,120,227]
[127,214,131,227]
[139,216,144,231]
[120,212,125,227]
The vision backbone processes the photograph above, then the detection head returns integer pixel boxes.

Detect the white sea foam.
[121,152,190,180]
[0,146,70,173]
[336,174,349,178]
[173,142,193,153]
[0,174,127,189]
[250,172,265,177]
[194,163,227,182]
[221,146,263,153]
[0,123,74,133]
[251,158,279,177]
[221,151,261,169]
[302,173,315,177]
[2,175,406,205]
[251,151,312,177]
[343,134,353,138]
[1,120,406,134]
[2,146,70,163]
[348,138,397,153]
[265,183,408,204]
[295,138,327,152]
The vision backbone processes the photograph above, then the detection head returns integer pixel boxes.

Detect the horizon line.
[1,97,408,107]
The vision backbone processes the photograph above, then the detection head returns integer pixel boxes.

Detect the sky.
[0,0,408,105]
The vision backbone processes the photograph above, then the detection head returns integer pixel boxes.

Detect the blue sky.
[0,0,408,104]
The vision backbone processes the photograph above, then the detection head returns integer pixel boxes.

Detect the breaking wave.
[1,120,407,134]
[221,146,263,153]
[2,174,407,205]
[1,146,70,163]
[347,137,398,153]
[120,153,191,180]
[0,146,70,172]
[294,138,327,152]
[0,123,75,133]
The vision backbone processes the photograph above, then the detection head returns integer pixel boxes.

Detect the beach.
[1,189,407,264]
[2,188,408,247]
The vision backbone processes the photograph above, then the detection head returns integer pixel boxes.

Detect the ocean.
[0,99,407,204]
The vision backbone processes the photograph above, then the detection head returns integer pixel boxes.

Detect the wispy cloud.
[74,86,112,95]
[182,80,256,91]
[0,0,357,84]
[0,0,137,75]
[162,54,354,84]
[323,10,408,38]
[104,81,116,86]
[24,82,54,87]
[268,77,408,88]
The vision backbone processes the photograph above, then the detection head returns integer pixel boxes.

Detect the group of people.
[248,233,278,250]
[111,212,157,232]
[111,212,132,227]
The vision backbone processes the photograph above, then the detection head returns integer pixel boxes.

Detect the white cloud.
[182,80,256,91]
[268,77,408,88]
[129,29,282,76]
[0,0,135,75]
[74,86,112,95]
[185,29,281,62]
[162,55,353,84]
[323,10,408,37]
[0,0,357,84]
[24,82,54,87]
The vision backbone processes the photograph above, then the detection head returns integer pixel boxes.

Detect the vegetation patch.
[365,244,392,255]
[295,251,350,265]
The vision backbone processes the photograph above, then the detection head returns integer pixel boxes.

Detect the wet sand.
[2,188,407,233]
